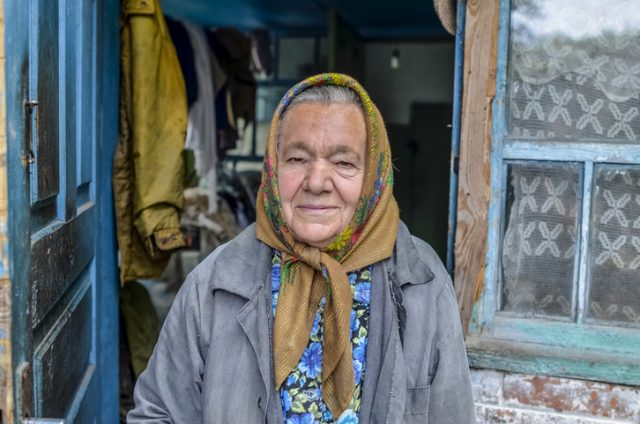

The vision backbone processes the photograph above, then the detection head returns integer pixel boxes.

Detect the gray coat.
[128,222,475,423]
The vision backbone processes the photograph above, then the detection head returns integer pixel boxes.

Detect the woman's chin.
[290,225,339,248]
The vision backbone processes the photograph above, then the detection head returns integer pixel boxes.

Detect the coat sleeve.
[127,272,204,423]
[126,0,187,259]
[428,279,476,424]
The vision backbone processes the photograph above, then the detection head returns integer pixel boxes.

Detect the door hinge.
[15,363,66,423]
[16,362,34,422]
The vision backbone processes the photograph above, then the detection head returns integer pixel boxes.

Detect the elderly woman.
[128,74,475,423]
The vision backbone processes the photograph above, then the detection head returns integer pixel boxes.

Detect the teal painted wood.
[446,0,466,276]
[504,140,640,163]
[94,0,120,421]
[468,0,640,386]
[5,1,32,419]
[475,0,511,330]
[576,162,593,324]
[489,315,640,353]
[467,337,640,387]
[5,0,119,420]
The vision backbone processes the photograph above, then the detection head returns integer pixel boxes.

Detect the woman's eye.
[336,161,354,168]
[287,157,305,163]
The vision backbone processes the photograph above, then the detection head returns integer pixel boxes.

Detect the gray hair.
[276,85,363,146]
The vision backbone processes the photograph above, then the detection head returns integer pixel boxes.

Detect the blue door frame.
[446,0,466,277]
[4,0,119,421]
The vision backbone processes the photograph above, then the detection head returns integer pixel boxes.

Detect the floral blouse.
[271,252,372,424]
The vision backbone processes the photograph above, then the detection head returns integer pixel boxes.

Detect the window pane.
[501,163,581,318]
[256,86,287,123]
[278,37,315,80]
[227,85,287,157]
[507,0,640,142]
[587,165,640,326]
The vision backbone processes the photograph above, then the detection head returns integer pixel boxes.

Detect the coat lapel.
[236,282,273,405]
[215,226,277,420]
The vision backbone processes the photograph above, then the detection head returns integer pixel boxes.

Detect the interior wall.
[364,41,454,125]
[363,41,455,261]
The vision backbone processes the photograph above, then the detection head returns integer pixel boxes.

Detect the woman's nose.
[304,160,331,193]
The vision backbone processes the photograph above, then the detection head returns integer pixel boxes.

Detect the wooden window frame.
[454,0,640,385]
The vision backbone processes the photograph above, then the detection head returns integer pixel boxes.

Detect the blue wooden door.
[5,0,119,422]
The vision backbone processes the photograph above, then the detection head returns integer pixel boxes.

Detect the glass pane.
[278,37,315,80]
[587,165,640,325]
[501,162,581,318]
[256,86,287,123]
[507,0,640,142]
[227,86,287,157]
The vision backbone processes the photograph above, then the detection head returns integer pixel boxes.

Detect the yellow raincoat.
[114,0,187,284]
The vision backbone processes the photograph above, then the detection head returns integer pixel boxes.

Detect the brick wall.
[471,369,640,423]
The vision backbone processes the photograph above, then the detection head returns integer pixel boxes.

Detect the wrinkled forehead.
[276,84,366,148]
[276,102,367,157]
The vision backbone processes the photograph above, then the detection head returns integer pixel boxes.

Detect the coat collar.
[391,221,435,287]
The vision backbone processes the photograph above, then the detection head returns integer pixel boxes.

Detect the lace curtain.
[508,0,640,141]
[501,0,640,325]
[502,164,580,317]
[588,167,640,324]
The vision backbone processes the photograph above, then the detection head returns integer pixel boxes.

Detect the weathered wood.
[466,336,640,386]
[32,0,60,205]
[0,1,14,421]
[68,366,98,423]
[34,283,92,417]
[504,140,640,163]
[30,206,95,329]
[454,0,500,334]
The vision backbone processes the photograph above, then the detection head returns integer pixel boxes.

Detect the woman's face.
[277,102,366,248]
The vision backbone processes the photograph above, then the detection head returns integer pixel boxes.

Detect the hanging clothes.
[184,23,220,213]
[120,280,160,378]
[250,30,273,76]
[165,18,199,108]
[207,28,256,126]
[114,0,187,283]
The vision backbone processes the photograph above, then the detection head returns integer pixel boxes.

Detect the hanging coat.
[114,0,187,283]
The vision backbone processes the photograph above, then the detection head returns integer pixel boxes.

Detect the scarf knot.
[296,243,323,271]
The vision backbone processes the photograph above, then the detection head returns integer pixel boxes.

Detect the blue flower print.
[312,310,322,337]
[353,283,370,305]
[353,340,366,364]
[286,373,298,386]
[302,388,321,402]
[287,413,315,424]
[350,309,358,333]
[282,390,292,411]
[353,342,367,384]
[273,251,372,424]
[299,342,322,379]
[337,409,358,424]
[272,264,281,292]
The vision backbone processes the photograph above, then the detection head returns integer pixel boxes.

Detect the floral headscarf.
[256,73,399,417]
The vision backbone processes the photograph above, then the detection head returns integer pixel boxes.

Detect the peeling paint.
[472,369,640,423]
[0,0,14,421]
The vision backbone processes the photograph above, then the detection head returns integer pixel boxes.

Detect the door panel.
[34,280,92,417]
[30,208,95,328]
[5,0,119,421]
[76,0,96,200]
[30,0,60,206]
